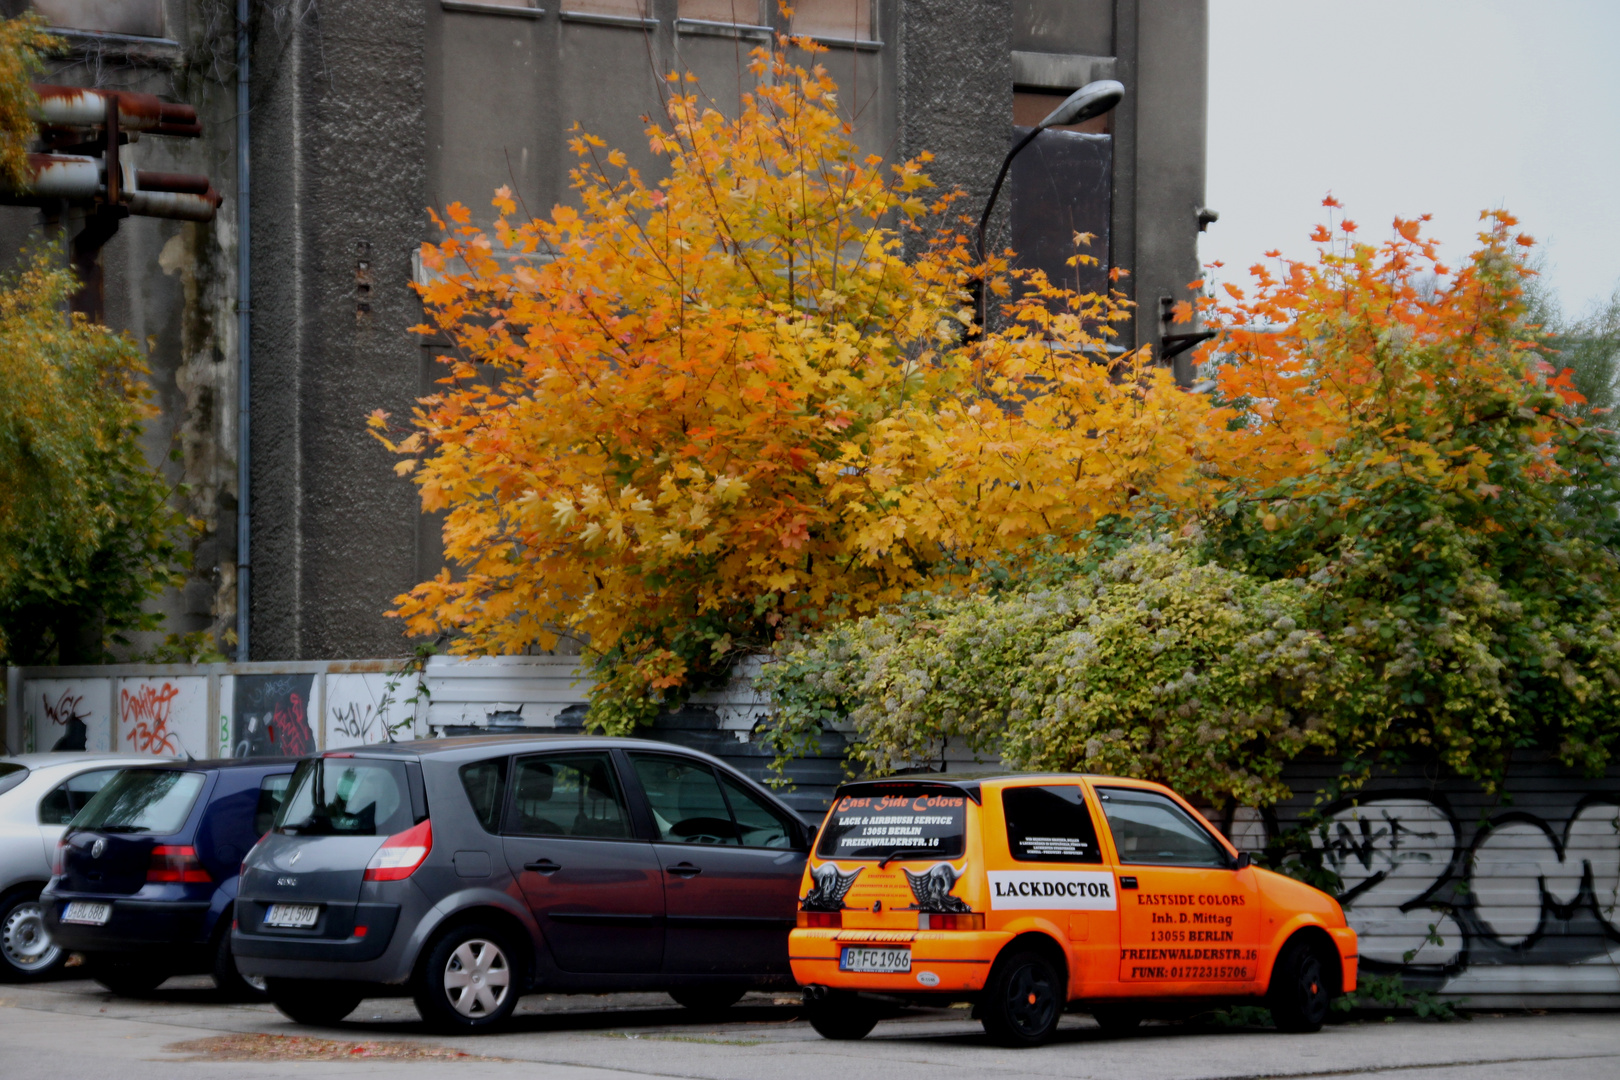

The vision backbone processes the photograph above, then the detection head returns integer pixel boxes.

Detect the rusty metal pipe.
[127,187,221,222]
[22,153,101,198]
[135,170,211,195]
[31,85,201,137]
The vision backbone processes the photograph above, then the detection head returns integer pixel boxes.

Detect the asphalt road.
[1,975,1617,1080]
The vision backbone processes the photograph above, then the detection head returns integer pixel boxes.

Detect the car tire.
[414,924,521,1034]
[85,954,169,996]
[210,922,267,1002]
[0,890,65,981]
[979,948,1065,1048]
[668,986,747,1016]
[266,978,366,1026]
[804,990,878,1041]
[1090,1005,1141,1036]
[1268,935,1333,1033]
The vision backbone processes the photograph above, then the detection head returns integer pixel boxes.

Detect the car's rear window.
[274,758,414,837]
[815,786,968,860]
[72,770,206,834]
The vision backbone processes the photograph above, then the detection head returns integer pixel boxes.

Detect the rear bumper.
[789,928,1003,995]
[42,894,212,955]
[232,901,400,963]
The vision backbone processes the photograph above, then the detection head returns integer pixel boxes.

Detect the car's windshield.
[274,758,414,836]
[0,762,27,797]
[71,769,206,834]
[815,786,968,860]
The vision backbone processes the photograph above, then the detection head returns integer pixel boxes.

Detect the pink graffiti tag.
[120,682,182,755]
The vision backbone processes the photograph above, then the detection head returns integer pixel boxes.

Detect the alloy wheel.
[1003,959,1058,1036]
[2,901,61,973]
[441,938,511,1018]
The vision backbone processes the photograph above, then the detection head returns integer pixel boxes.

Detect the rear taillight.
[918,912,984,931]
[797,911,842,928]
[364,819,432,881]
[52,838,66,877]
[148,845,212,884]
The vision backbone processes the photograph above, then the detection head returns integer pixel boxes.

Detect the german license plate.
[839,946,910,973]
[61,901,111,925]
[264,903,320,928]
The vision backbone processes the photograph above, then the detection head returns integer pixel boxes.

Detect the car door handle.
[524,859,561,875]
[665,862,702,878]
[1119,876,1138,889]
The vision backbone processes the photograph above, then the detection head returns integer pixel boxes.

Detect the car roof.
[324,734,736,760]
[113,757,301,771]
[0,753,169,769]
[832,772,1170,805]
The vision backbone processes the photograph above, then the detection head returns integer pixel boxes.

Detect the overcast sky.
[1204,0,1620,317]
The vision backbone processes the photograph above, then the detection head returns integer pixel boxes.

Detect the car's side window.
[718,772,798,849]
[1096,787,1229,868]
[628,754,739,846]
[459,757,508,833]
[1002,784,1103,863]
[253,773,293,836]
[506,753,630,840]
[37,768,120,825]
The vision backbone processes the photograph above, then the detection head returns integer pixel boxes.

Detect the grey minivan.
[234,736,812,1032]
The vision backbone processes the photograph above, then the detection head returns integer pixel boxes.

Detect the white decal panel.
[988,870,1118,910]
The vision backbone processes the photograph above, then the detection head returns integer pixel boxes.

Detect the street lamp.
[975,79,1125,268]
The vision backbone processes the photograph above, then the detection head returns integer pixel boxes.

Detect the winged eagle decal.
[905,862,973,913]
[801,863,862,911]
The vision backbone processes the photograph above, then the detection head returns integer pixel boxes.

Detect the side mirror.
[1234,851,1252,870]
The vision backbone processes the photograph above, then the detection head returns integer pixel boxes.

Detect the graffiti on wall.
[116,677,207,758]
[25,679,111,753]
[1314,794,1620,985]
[232,673,316,757]
[324,672,416,749]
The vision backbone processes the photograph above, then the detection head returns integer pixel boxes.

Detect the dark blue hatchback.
[42,758,296,997]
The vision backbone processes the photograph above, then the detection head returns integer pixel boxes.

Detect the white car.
[0,754,162,980]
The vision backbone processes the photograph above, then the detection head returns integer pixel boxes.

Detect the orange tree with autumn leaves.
[377,42,1227,731]
[758,202,1620,808]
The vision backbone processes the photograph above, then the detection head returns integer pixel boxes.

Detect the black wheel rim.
[1003,961,1059,1036]
[1298,954,1328,1021]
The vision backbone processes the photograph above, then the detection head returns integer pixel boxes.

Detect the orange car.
[789,775,1356,1046]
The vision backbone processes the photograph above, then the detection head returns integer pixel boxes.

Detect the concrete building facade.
[7,0,1211,662]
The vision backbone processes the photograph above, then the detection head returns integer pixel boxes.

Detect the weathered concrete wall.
[0,2,244,657]
[896,0,1011,256]
[248,0,428,660]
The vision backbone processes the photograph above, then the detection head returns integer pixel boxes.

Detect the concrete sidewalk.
[1,976,1616,1080]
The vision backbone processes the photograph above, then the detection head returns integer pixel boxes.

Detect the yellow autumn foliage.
[383,43,1230,729]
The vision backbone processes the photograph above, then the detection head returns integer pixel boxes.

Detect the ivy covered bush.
[760,540,1344,807]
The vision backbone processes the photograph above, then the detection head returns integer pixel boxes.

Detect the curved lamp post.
[974,79,1125,327]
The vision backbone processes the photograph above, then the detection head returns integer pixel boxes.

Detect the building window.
[1013,91,1110,135]
[33,0,165,37]
[680,0,764,24]
[564,0,650,17]
[790,0,872,41]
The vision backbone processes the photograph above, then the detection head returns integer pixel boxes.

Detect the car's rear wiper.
[877,848,928,868]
